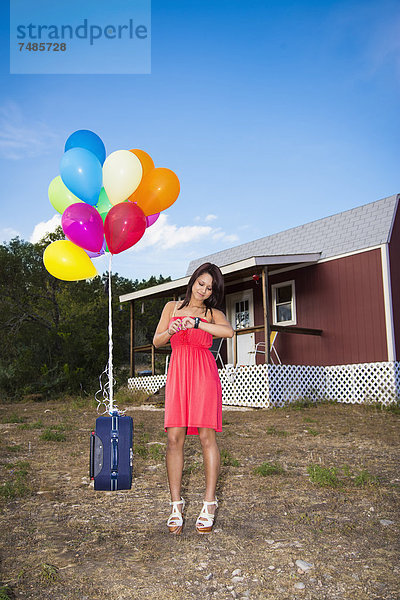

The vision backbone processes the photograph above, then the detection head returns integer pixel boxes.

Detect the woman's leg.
[166,427,186,504]
[198,427,220,513]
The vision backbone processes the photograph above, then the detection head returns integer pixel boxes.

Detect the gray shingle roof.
[186,195,399,275]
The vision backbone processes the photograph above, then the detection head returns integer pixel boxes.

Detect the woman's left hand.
[181,316,195,330]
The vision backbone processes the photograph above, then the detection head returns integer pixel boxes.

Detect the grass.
[364,400,400,414]
[307,464,340,487]
[0,586,13,600]
[307,428,320,436]
[134,444,148,457]
[289,398,317,410]
[39,428,66,442]
[39,563,58,583]
[185,460,202,474]
[148,444,164,460]
[18,420,43,430]
[6,445,22,453]
[354,469,378,487]
[307,463,379,488]
[266,425,289,437]
[254,461,284,476]
[220,449,240,467]
[114,387,150,407]
[289,396,336,411]
[1,412,24,424]
[0,461,31,500]
[134,442,164,460]
[342,464,353,477]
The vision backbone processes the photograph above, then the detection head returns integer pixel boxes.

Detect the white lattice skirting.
[128,361,400,408]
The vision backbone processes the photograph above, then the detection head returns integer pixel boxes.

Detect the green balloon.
[96,187,113,214]
[48,175,83,214]
[100,211,110,252]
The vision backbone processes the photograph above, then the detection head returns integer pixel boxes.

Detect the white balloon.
[103,150,143,205]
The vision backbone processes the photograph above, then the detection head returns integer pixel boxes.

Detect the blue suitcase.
[90,413,133,491]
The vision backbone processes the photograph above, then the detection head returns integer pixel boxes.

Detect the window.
[235,299,250,329]
[271,280,296,325]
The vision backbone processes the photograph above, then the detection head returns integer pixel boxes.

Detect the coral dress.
[164,317,222,436]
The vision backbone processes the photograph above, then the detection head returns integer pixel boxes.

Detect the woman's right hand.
[168,319,182,336]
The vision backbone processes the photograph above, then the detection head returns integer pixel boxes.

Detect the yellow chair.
[254,332,281,364]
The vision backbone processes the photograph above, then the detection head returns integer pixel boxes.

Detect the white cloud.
[194,214,218,223]
[212,229,239,243]
[0,227,21,243]
[131,214,212,251]
[0,101,60,160]
[131,214,237,252]
[30,214,61,243]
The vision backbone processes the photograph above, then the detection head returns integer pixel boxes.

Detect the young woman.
[153,262,234,534]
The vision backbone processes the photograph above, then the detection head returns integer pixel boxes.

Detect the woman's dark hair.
[179,263,224,313]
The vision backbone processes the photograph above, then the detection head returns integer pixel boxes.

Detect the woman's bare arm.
[153,301,180,348]
[181,309,234,338]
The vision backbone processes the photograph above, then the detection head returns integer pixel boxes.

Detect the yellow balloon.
[43,240,98,281]
[103,150,143,206]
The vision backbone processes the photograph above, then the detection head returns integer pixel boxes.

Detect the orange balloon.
[129,149,154,177]
[131,168,180,216]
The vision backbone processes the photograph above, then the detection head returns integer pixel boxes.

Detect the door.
[226,290,254,365]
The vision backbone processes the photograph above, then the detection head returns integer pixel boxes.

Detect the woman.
[153,262,234,534]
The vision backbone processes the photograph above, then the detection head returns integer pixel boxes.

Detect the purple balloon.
[62,203,104,252]
[146,212,160,227]
[85,237,106,258]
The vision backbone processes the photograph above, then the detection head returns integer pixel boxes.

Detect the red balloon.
[104,202,146,254]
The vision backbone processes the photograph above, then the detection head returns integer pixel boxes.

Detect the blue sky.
[1,0,400,281]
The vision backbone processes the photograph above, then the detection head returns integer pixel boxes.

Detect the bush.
[307,464,340,487]
[254,461,284,476]
[0,461,31,500]
[40,428,66,442]
[221,449,240,467]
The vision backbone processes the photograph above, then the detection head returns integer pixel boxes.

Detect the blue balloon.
[60,148,102,206]
[65,129,106,165]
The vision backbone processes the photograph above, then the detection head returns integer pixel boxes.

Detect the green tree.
[0,229,170,399]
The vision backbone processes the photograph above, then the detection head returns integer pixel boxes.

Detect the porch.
[119,253,322,377]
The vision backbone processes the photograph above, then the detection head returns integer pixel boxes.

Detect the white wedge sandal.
[167,498,185,535]
[195,498,218,534]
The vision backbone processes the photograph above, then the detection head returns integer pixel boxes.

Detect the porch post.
[261,267,271,364]
[130,300,135,377]
[151,345,155,375]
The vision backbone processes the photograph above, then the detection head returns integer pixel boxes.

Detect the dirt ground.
[0,395,399,600]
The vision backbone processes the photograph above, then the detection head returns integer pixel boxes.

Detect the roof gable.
[187,195,399,274]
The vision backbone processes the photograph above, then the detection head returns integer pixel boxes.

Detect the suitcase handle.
[111,436,118,471]
[90,431,95,479]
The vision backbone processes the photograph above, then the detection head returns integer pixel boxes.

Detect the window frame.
[271,280,297,326]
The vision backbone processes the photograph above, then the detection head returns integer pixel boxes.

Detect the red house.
[120,195,400,406]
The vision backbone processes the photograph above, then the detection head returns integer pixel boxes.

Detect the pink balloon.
[85,237,106,258]
[62,203,104,252]
[146,212,160,227]
[104,202,146,255]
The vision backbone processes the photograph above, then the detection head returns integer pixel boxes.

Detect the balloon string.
[108,254,114,414]
[95,255,124,415]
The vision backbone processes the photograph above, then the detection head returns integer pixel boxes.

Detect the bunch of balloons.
[43,129,180,281]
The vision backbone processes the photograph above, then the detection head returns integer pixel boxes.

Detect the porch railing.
[130,324,322,376]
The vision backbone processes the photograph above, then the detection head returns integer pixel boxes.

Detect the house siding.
[223,251,388,366]
[388,201,400,360]
[265,250,388,366]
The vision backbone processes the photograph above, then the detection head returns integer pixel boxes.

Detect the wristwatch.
[194,317,200,329]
